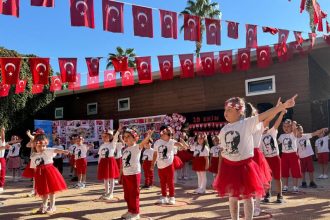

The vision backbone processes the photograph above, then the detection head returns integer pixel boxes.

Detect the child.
[208,136,222,180]
[52,137,65,174]
[173,147,184,184]
[115,135,124,184]
[30,133,69,214]
[141,139,154,189]
[68,135,78,180]
[7,135,22,182]
[213,95,297,220]
[177,132,193,180]
[0,127,10,193]
[315,130,329,179]
[74,135,92,189]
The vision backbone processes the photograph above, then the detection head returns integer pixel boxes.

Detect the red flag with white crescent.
[262,26,278,35]
[87,75,99,89]
[200,52,215,76]
[0,57,21,85]
[104,70,116,88]
[50,76,62,92]
[132,5,153,38]
[278,29,289,44]
[246,24,257,48]
[0,83,10,97]
[32,84,44,94]
[219,50,232,74]
[29,57,50,85]
[205,18,221,45]
[159,9,177,39]
[183,14,200,42]
[136,56,152,84]
[294,31,304,45]
[111,57,128,72]
[237,48,251,71]
[15,79,26,94]
[0,0,19,17]
[58,58,77,83]
[121,68,135,86]
[179,54,194,78]
[31,0,54,7]
[227,21,239,39]
[68,73,81,90]
[85,57,99,77]
[70,0,95,28]
[274,42,289,62]
[102,0,123,33]
[257,46,272,68]
[158,55,173,80]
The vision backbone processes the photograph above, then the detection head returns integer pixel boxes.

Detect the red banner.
[200,52,215,76]
[158,55,173,80]
[102,0,123,33]
[274,42,289,62]
[183,14,200,42]
[219,50,233,74]
[205,18,221,45]
[104,70,116,88]
[237,48,251,71]
[278,29,289,44]
[0,57,21,85]
[31,0,54,7]
[327,21,330,33]
[294,31,304,45]
[68,74,81,90]
[159,9,177,39]
[262,26,278,35]
[0,83,10,97]
[87,75,99,89]
[32,84,44,94]
[227,21,239,39]
[132,5,153,38]
[70,0,95,28]
[111,57,128,72]
[246,24,257,48]
[121,68,135,86]
[58,58,77,83]
[0,0,19,17]
[85,57,100,77]
[136,56,152,84]
[50,76,62,92]
[179,54,194,78]
[15,79,26,94]
[257,46,272,68]
[29,57,50,85]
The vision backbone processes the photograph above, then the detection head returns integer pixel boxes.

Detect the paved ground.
[0,162,330,220]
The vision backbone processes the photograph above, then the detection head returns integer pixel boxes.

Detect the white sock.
[104,179,110,194]
[197,172,202,189]
[200,172,207,192]
[109,179,115,195]
[229,197,239,220]
[49,194,55,209]
[244,198,254,220]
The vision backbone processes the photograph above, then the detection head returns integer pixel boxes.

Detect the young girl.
[173,143,184,184]
[213,95,297,220]
[208,136,222,180]
[30,133,69,214]
[52,137,65,174]
[115,135,124,184]
[97,128,120,200]
[7,135,22,182]
[0,127,10,192]
[177,132,193,180]
[315,130,329,179]
[74,135,92,189]
[68,135,78,180]
[141,139,154,189]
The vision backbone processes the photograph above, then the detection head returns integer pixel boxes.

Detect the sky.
[0,0,329,85]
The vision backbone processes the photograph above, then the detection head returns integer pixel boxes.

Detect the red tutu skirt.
[192,156,207,171]
[208,157,219,174]
[69,155,75,166]
[173,155,184,170]
[213,158,265,199]
[116,158,122,170]
[34,164,67,196]
[75,158,87,175]
[177,150,193,163]
[97,157,119,180]
[253,148,272,187]
[22,162,35,178]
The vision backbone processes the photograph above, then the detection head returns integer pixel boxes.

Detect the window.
[245,75,276,96]
[55,107,63,119]
[118,98,130,111]
[87,103,98,115]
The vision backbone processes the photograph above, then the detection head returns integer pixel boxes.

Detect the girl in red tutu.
[208,136,222,180]
[213,95,297,220]
[30,133,69,214]
[173,147,184,183]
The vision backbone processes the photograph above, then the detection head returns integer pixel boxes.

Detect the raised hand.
[283,94,298,109]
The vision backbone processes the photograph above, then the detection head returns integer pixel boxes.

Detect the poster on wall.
[34,120,54,147]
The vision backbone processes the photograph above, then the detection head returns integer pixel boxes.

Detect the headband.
[125,128,139,139]
[225,100,245,112]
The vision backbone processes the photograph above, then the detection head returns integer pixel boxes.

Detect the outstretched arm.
[26,130,34,140]
[139,130,154,149]
[272,111,286,130]
[112,124,123,144]
[54,149,70,155]
[311,128,328,137]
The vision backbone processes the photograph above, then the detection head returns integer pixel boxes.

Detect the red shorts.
[300,156,314,173]
[75,158,87,175]
[318,152,329,164]
[281,152,302,178]
[265,156,281,180]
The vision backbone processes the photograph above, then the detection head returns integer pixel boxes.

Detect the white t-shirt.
[278,133,298,153]
[219,116,259,161]
[142,148,154,161]
[153,139,177,169]
[315,136,330,153]
[297,134,314,158]
[210,145,222,157]
[98,142,116,158]
[52,145,64,159]
[30,148,56,168]
[122,144,141,175]
[253,123,264,148]
[74,144,88,159]
[114,142,124,159]
[68,144,77,155]
[8,143,21,157]
[261,128,279,157]
[190,144,210,157]
[0,140,5,158]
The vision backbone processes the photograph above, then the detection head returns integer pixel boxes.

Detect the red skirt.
[116,158,122,170]
[34,164,67,196]
[22,162,35,178]
[252,148,272,186]
[208,157,219,174]
[75,158,87,175]
[192,156,207,171]
[173,155,184,170]
[213,158,265,199]
[177,150,193,163]
[69,155,75,166]
[97,157,119,180]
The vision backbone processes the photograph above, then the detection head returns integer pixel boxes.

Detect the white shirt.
[153,139,177,169]
[210,145,222,157]
[0,140,5,158]
[261,128,279,157]
[278,133,298,153]
[30,148,56,168]
[68,144,77,155]
[219,116,259,161]
[98,142,116,158]
[142,148,154,161]
[114,142,124,159]
[122,144,141,175]
[253,123,264,148]
[297,134,314,158]
[52,145,64,159]
[74,144,88,159]
[8,143,21,157]
[315,136,330,153]
[190,144,210,157]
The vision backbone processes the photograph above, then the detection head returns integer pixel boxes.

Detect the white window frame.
[118,98,130,112]
[87,102,98,115]
[55,107,63,119]
[245,75,276,97]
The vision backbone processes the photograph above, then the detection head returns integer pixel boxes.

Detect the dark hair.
[194,133,209,152]
[245,102,257,118]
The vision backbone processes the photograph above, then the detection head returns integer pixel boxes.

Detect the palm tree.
[106,46,136,70]
[180,0,221,57]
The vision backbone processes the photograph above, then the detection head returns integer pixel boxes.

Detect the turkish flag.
[159,9,177,39]
[31,0,54,7]
[87,75,99,89]
[205,18,220,45]
[132,5,153,38]
[70,0,95,28]
[29,57,49,85]
[15,79,26,94]
[183,14,200,42]
[274,42,289,62]
[237,48,251,71]
[121,68,135,86]
[324,35,330,45]
[246,24,257,48]
[31,84,44,94]
[326,21,330,33]
[219,50,233,74]
[294,31,304,45]
[158,55,173,80]
[200,52,215,76]
[68,74,81,90]
[111,57,128,72]
[227,21,239,39]
[262,26,278,35]
[0,0,19,17]
[85,57,99,77]
[309,33,317,48]
[179,54,194,78]
[278,29,289,44]
[0,57,21,85]
[102,0,123,33]
[136,56,152,84]
[0,83,10,97]
[257,46,272,68]
[58,58,77,83]
[50,76,62,92]
[104,70,116,88]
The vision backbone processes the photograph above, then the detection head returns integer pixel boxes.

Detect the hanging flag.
[309,33,317,48]
[132,5,153,38]
[278,29,289,44]
[68,74,81,90]
[205,18,221,45]
[262,26,279,35]
[246,24,258,48]
[15,79,26,94]
[0,83,10,97]
[227,21,239,39]
[288,41,305,57]
[58,58,77,83]
[183,14,201,42]
[121,68,135,86]
[324,35,330,45]
[29,57,50,85]
[159,9,177,39]
[326,21,330,33]
[158,55,173,80]
[31,0,54,7]
[87,74,99,89]
[294,31,304,45]
[179,54,194,78]
[104,70,116,88]
[313,2,327,32]
[257,46,272,68]
[274,42,289,62]
[102,0,123,33]
[237,48,251,71]
[136,56,152,84]
[111,57,128,72]
[31,84,44,94]
[200,52,215,76]
[70,0,95,28]
[85,57,100,77]
[0,57,21,85]
[300,0,306,13]
[0,0,19,17]
[50,76,62,92]
[219,50,233,74]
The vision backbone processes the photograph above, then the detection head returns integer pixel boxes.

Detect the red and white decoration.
[0,57,21,85]
[158,55,173,80]
[0,0,19,17]
[15,79,27,94]
[70,0,95,28]
[85,57,100,77]
[132,5,153,38]
[58,58,77,83]
[102,0,124,33]
[183,14,200,42]
[31,0,54,7]
[29,57,50,85]
[136,56,152,84]
[159,9,177,39]
[104,70,117,88]
[205,18,221,45]
[179,54,194,78]
[121,68,134,86]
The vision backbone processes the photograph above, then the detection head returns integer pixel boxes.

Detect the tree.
[180,0,221,57]
[106,46,136,69]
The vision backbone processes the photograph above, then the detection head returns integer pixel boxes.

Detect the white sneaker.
[125,213,140,220]
[0,187,4,193]
[292,186,299,193]
[121,211,130,218]
[317,174,324,179]
[103,193,114,200]
[282,185,288,192]
[157,196,168,204]
[253,207,261,216]
[323,174,328,179]
[168,197,175,205]
[114,180,119,184]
